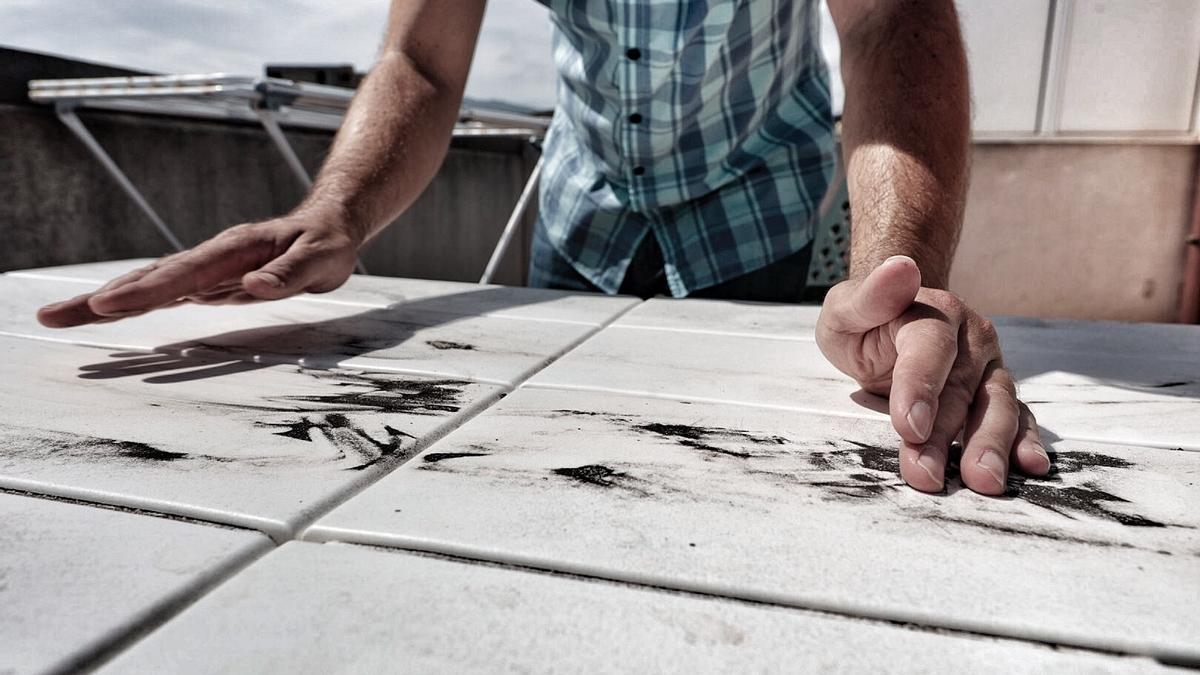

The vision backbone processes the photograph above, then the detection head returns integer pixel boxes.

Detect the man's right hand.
[36,211,362,328]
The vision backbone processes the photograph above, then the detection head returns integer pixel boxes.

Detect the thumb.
[242,246,325,300]
[823,255,922,334]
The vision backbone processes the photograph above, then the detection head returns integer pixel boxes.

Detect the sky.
[1,0,842,111]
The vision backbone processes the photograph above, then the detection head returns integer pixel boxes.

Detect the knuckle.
[982,382,1019,415]
[940,378,975,411]
[977,318,998,343]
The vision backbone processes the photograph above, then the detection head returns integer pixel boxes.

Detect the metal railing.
[29,73,549,280]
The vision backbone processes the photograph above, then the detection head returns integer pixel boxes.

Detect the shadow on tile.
[70,287,594,385]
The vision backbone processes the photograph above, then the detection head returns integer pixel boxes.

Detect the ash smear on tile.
[425,340,475,351]
[1005,472,1168,529]
[258,414,416,471]
[552,464,649,496]
[13,370,470,473]
[423,451,491,463]
[539,410,1178,531]
[111,441,189,462]
[285,371,468,416]
[246,371,473,470]
[934,515,1139,550]
[634,423,787,459]
[1147,381,1190,389]
[0,428,234,467]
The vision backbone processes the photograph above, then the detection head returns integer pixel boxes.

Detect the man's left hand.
[815,255,1052,494]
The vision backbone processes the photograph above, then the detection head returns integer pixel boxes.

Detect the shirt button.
[632,166,646,176]
[626,48,642,61]
[628,113,643,124]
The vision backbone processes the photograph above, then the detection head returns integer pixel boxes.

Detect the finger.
[821,255,922,335]
[189,289,261,305]
[37,262,162,327]
[88,234,273,317]
[37,293,107,328]
[94,262,160,294]
[242,240,327,300]
[898,352,978,493]
[959,361,1020,495]
[90,299,189,323]
[888,306,960,445]
[1011,401,1052,476]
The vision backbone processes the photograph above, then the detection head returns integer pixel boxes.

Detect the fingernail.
[255,272,284,288]
[906,401,933,441]
[1030,442,1051,472]
[977,449,1007,489]
[916,445,943,488]
[884,255,909,267]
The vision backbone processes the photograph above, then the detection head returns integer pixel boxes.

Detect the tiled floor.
[2,261,1196,673]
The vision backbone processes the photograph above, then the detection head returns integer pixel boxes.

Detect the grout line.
[304,536,1199,667]
[519,380,889,419]
[0,486,261,534]
[609,323,817,342]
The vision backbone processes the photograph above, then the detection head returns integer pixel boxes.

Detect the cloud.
[0,0,555,107]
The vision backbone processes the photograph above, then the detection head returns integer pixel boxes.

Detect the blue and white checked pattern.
[534,0,836,297]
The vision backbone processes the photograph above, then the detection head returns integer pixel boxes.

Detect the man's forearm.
[831,0,970,289]
[297,54,462,245]
[294,0,486,247]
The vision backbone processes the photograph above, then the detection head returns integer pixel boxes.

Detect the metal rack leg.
[480,155,543,285]
[254,107,313,190]
[254,106,367,275]
[55,105,185,252]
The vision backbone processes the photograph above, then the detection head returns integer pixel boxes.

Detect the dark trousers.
[529,226,819,303]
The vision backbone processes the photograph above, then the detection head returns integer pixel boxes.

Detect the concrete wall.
[0,103,537,285]
[952,143,1197,322]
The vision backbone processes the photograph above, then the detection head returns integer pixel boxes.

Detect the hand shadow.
[73,286,597,384]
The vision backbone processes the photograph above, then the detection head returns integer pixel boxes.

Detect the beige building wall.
[950,143,1197,323]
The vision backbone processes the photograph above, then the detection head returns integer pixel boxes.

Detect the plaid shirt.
[535,0,836,297]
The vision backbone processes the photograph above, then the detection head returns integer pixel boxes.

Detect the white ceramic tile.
[1003,344,1200,450]
[0,335,503,539]
[614,297,822,339]
[0,275,610,386]
[0,491,268,675]
[5,258,155,283]
[101,542,1174,674]
[527,324,887,417]
[308,388,1200,662]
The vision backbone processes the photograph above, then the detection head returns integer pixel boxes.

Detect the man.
[37,0,1052,495]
